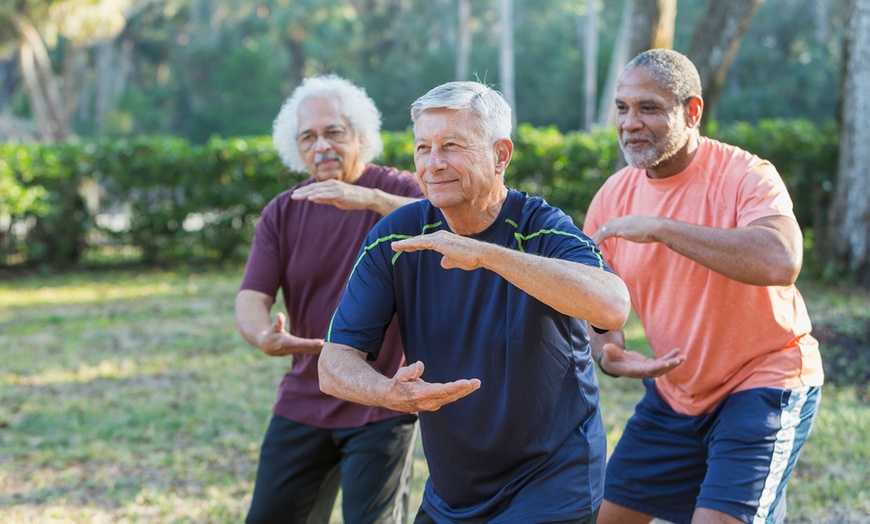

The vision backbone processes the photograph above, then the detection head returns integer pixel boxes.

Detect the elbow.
[765,252,803,286]
[319,377,336,397]
[596,280,631,331]
[607,291,632,330]
[317,350,338,396]
[767,266,801,287]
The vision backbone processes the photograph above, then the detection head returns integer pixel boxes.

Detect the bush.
[0,120,838,271]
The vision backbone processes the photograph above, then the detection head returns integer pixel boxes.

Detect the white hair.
[272,75,384,172]
[411,81,512,143]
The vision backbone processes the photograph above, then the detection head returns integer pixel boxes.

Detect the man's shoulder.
[367,163,411,176]
[505,190,581,237]
[371,198,432,230]
[365,163,415,182]
[597,164,644,195]
[698,137,766,167]
[510,189,567,220]
[260,178,312,214]
[363,164,423,196]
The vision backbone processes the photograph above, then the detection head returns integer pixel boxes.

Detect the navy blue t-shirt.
[327,189,610,522]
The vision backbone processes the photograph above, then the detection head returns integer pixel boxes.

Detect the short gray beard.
[621,116,688,170]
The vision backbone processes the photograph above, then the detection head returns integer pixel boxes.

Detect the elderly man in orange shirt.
[584,48,823,524]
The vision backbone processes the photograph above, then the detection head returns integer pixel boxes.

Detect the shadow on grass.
[813,314,870,399]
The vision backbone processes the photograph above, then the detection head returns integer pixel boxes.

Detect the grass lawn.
[1,266,868,523]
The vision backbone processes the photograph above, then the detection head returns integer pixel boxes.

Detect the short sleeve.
[326,224,398,359]
[239,198,283,296]
[735,162,797,227]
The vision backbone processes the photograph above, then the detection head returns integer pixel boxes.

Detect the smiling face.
[296,96,365,183]
[615,67,699,178]
[413,108,511,219]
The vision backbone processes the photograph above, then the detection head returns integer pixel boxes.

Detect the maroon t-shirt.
[240,164,423,428]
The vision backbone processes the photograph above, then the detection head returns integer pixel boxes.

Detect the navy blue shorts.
[604,379,821,524]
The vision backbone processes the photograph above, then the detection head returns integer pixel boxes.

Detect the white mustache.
[314,151,342,167]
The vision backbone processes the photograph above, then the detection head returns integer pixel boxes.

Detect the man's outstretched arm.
[392,231,631,331]
[318,342,481,412]
[588,327,685,379]
[291,179,419,216]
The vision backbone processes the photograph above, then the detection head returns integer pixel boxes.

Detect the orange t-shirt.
[584,137,824,416]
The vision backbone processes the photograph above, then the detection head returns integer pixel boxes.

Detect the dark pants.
[246,413,418,524]
[413,506,600,524]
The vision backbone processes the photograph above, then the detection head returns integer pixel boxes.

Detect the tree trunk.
[456,0,472,80]
[14,14,72,142]
[284,35,306,90]
[687,0,764,132]
[499,0,516,129]
[18,40,55,141]
[625,0,677,61]
[827,0,870,286]
[597,0,632,128]
[95,40,114,132]
[579,0,599,131]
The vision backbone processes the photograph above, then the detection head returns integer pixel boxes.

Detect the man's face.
[296,96,363,182]
[413,109,499,211]
[615,67,689,171]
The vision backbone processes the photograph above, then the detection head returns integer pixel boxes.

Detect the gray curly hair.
[621,48,703,103]
[272,75,384,172]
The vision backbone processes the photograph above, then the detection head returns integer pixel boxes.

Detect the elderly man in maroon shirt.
[235,75,423,524]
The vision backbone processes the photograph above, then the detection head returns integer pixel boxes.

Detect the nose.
[425,146,448,172]
[618,108,643,132]
[313,134,333,152]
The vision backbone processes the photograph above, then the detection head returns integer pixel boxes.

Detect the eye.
[415,144,431,154]
[326,128,347,140]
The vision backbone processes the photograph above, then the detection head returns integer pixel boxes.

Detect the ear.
[493,138,514,175]
[685,96,704,128]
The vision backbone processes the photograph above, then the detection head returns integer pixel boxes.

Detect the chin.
[313,170,343,182]
[426,193,463,210]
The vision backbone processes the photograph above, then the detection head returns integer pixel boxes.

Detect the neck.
[647,132,700,179]
[442,186,509,236]
[346,161,368,184]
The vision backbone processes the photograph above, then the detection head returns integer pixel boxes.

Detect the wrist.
[367,188,384,214]
[596,351,620,378]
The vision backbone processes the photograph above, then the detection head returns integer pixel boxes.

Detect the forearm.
[235,290,273,349]
[653,216,802,286]
[318,342,393,408]
[483,246,630,330]
[368,190,419,216]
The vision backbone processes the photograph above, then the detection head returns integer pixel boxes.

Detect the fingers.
[414,378,481,412]
[391,236,428,253]
[592,221,615,244]
[269,336,324,356]
[603,342,624,353]
[391,361,481,412]
[291,180,364,210]
[660,348,683,361]
[273,312,287,333]
[395,361,425,382]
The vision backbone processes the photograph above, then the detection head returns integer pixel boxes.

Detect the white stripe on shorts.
[752,386,810,524]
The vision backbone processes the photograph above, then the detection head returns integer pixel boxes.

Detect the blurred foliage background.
[0,0,848,141]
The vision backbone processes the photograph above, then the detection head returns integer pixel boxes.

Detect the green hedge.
[0,120,838,269]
